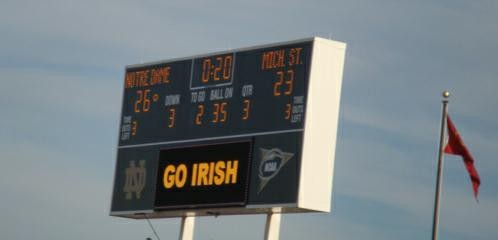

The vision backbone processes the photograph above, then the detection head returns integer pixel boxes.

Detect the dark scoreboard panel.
[118,43,310,146]
[110,38,347,218]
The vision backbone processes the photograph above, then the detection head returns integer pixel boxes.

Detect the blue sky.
[1,0,497,239]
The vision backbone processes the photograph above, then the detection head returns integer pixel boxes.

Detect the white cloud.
[439,186,498,239]
[0,68,121,119]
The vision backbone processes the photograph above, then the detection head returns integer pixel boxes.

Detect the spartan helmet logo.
[123,160,146,200]
[258,148,294,194]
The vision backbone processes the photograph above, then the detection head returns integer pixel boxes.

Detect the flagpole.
[432,91,450,240]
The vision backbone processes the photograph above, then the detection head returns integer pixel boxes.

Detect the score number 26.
[134,89,151,113]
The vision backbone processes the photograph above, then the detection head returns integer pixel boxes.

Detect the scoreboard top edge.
[126,37,346,70]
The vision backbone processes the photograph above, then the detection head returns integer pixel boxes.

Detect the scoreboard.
[110,37,346,218]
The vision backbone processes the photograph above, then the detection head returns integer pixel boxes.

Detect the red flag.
[444,115,481,200]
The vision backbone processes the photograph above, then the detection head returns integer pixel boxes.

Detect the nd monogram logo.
[123,160,146,200]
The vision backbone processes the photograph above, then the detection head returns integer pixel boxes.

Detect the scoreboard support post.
[264,212,282,240]
[179,216,195,240]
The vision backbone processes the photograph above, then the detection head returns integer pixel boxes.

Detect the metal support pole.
[264,212,281,240]
[432,91,450,240]
[179,216,195,240]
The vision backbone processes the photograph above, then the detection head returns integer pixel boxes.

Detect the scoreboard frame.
[110,37,346,219]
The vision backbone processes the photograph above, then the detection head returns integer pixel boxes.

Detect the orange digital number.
[195,104,204,125]
[131,120,138,136]
[213,57,223,81]
[168,108,176,128]
[201,59,211,83]
[134,91,143,113]
[212,102,228,123]
[284,70,294,95]
[134,89,152,113]
[143,89,151,112]
[220,102,228,122]
[212,103,220,123]
[222,56,232,80]
[201,55,232,84]
[285,103,292,120]
[274,70,294,96]
[242,99,250,120]
[274,71,284,96]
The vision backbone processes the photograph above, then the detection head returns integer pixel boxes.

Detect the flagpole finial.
[442,91,450,99]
